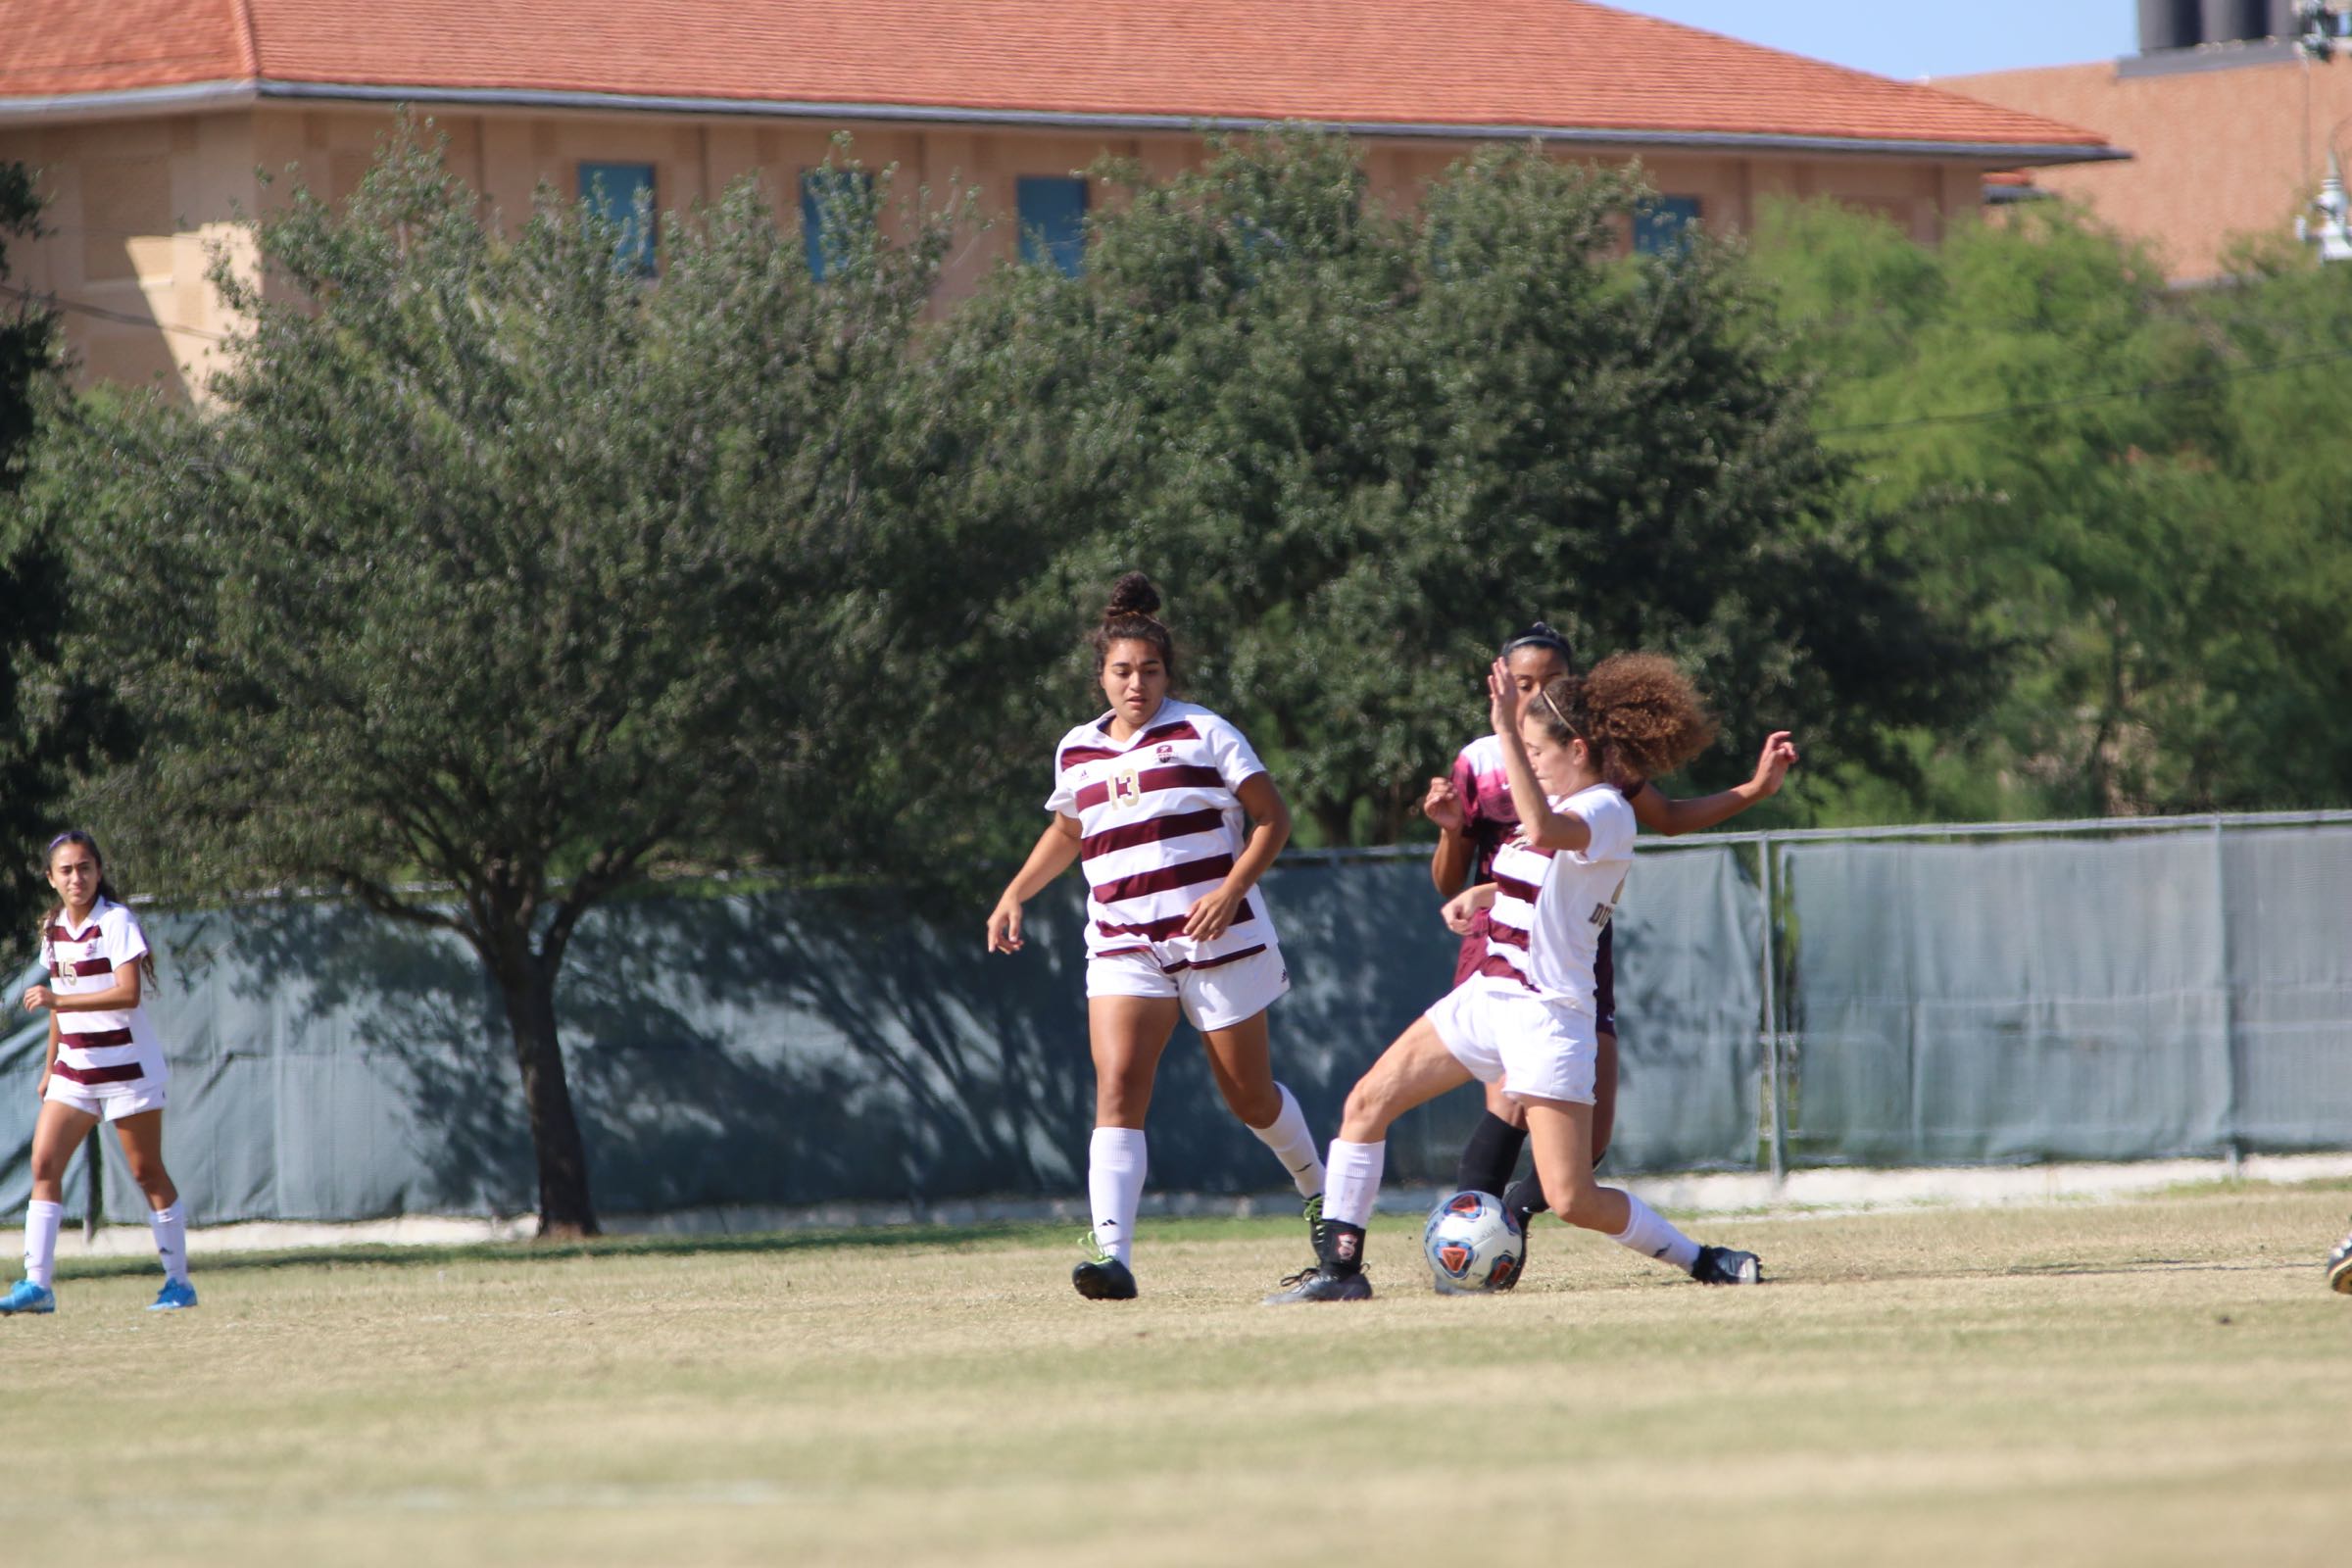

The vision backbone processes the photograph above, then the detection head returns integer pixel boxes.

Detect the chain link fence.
[4,812,2348,1222]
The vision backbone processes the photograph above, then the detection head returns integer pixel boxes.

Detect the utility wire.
[1817,344,2352,436]
[0,279,229,342]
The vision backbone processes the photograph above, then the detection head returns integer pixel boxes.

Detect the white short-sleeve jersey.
[1483,784,1635,1011]
[1045,698,1282,973]
[40,897,170,1095]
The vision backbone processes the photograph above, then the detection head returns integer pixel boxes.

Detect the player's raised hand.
[985,899,1025,954]
[1487,658,1524,737]
[1748,731,1799,797]
[1422,776,1466,834]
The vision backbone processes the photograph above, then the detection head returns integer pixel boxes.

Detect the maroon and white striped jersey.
[40,897,169,1095]
[1046,699,1280,973]
[1485,784,1635,1011]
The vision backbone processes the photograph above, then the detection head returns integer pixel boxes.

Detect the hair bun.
[1104,571,1162,621]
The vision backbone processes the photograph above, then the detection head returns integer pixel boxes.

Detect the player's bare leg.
[1075,994,1181,1299]
[115,1110,194,1308]
[1520,1098,1758,1285]
[1266,1017,1472,1302]
[1199,1008,1328,1266]
[1457,1030,1618,1214]
[4,1100,97,1315]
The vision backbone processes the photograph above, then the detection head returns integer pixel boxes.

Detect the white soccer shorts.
[1085,943,1290,1032]
[44,1077,168,1122]
[1425,974,1598,1105]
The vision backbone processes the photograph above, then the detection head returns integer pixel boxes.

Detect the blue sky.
[1601,3,2137,80]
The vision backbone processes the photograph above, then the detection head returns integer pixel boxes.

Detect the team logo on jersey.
[1110,765,1143,808]
[1155,744,1174,763]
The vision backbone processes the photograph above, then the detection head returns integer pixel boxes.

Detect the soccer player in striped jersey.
[1425,623,1795,1217]
[1269,655,1760,1302]
[4,830,196,1315]
[987,574,1327,1300]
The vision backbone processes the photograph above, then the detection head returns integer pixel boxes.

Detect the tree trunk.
[496,958,601,1238]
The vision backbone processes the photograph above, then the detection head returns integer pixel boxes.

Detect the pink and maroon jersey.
[1047,699,1280,975]
[39,897,169,1095]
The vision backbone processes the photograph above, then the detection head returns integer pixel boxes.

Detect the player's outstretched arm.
[986,815,1084,954]
[1628,731,1799,837]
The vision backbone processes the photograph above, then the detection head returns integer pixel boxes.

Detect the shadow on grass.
[53,1219,1055,1284]
[53,1211,1310,1284]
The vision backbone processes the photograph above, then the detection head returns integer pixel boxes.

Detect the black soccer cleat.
[1263,1263,1373,1304]
[2328,1221,2352,1297]
[1303,1192,1332,1266]
[1072,1231,1139,1300]
[1690,1245,1763,1286]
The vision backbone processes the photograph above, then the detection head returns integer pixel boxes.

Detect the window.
[579,163,657,276]
[801,170,873,279]
[1634,195,1702,257]
[1016,175,1089,276]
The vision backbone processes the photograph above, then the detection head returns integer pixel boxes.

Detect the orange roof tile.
[0,0,2117,160]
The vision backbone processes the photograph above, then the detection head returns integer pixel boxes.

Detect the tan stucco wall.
[1941,54,2345,282]
[2,103,2000,401]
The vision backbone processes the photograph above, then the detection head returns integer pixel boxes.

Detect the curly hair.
[1525,653,1716,784]
[1088,571,1178,682]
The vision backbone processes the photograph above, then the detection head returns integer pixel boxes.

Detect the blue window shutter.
[1015,175,1089,276]
[802,170,873,279]
[578,162,658,276]
[1635,194,1702,257]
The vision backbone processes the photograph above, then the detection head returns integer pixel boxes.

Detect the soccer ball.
[1422,1189,1524,1294]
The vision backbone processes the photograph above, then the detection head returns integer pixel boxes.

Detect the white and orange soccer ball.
[1422,1189,1524,1294]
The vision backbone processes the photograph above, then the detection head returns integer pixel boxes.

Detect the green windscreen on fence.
[4,818,2346,1224]
[0,848,1763,1223]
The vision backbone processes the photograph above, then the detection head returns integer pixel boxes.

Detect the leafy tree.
[0,162,109,934]
[40,129,966,1234]
[1753,198,2350,816]
[930,134,1987,842]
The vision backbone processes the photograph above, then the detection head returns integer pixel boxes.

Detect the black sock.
[1324,1220,1366,1274]
[1502,1174,1548,1225]
[1453,1110,1528,1197]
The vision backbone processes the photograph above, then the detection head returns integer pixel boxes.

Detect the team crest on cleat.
[1422,1190,1525,1296]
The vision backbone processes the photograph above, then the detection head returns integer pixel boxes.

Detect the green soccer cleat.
[1302,1191,1331,1267]
[1071,1230,1138,1300]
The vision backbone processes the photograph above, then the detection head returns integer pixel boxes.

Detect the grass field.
[5,1182,2349,1567]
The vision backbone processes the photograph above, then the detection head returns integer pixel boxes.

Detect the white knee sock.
[1248,1084,1325,1198]
[1087,1127,1148,1266]
[24,1200,62,1289]
[1323,1139,1386,1230]
[149,1203,189,1287]
[1608,1191,1700,1274]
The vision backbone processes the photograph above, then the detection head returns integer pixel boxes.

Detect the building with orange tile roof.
[0,0,2121,397]
[1939,8,2351,282]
